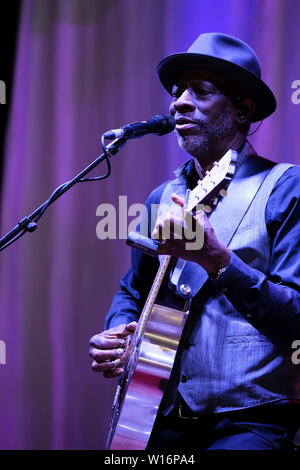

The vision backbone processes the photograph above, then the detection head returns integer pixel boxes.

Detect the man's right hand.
[89,322,137,378]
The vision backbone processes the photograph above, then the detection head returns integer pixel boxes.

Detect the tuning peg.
[219,188,227,198]
[204,205,212,213]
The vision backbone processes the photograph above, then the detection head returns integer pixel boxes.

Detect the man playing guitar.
[89,33,300,451]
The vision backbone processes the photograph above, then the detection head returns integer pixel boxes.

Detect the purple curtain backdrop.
[0,0,299,449]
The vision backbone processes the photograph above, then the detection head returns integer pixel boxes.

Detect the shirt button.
[181,375,188,383]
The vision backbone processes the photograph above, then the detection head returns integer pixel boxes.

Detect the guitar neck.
[126,254,172,357]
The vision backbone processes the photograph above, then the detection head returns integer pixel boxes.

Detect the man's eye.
[194,88,210,96]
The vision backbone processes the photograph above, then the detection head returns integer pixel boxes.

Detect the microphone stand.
[0,136,127,251]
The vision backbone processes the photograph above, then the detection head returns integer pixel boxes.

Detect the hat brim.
[157,53,276,122]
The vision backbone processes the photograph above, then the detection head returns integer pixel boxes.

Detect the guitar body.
[106,149,238,450]
[107,302,189,450]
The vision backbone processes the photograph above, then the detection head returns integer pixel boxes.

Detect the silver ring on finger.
[111,359,119,370]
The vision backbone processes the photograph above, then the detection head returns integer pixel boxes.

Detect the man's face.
[169,69,238,159]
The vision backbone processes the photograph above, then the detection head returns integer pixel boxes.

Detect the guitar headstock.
[185,149,238,213]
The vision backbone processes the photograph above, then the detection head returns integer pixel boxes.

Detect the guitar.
[106,149,238,450]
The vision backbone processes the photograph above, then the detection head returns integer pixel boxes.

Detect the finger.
[166,214,185,240]
[103,323,135,337]
[126,321,138,333]
[89,347,125,363]
[152,214,183,241]
[152,212,179,238]
[171,194,185,207]
[152,215,165,239]
[184,211,201,236]
[106,323,136,337]
[91,358,122,372]
[89,334,127,350]
[103,367,124,378]
[193,208,205,224]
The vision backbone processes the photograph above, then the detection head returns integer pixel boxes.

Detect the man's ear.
[235,98,256,124]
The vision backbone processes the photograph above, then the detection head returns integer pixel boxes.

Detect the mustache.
[174,114,210,129]
[175,114,199,123]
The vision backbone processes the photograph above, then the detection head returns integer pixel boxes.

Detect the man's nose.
[169,89,195,114]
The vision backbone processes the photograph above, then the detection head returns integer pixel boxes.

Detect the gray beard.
[176,108,234,159]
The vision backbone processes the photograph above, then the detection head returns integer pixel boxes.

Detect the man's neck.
[194,133,246,180]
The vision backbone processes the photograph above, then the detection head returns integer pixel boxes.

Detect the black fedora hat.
[157,32,276,122]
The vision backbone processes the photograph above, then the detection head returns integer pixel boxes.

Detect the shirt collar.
[173,139,253,185]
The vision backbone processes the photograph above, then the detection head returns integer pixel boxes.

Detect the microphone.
[104,114,176,140]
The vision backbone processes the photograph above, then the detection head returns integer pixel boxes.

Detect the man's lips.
[175,118,198,130]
